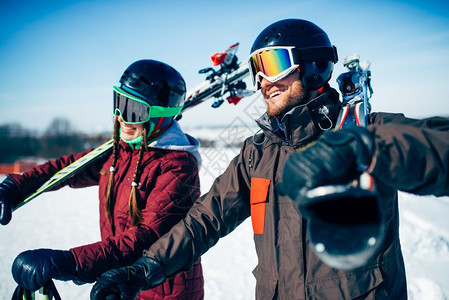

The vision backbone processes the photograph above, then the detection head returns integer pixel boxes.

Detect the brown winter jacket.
[8,123,204,299]
[143,88,449,299]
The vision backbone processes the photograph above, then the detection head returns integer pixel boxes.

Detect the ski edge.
[13,139,114,211]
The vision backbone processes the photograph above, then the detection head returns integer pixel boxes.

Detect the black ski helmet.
[250,19,338,90]
[119,59,186,108]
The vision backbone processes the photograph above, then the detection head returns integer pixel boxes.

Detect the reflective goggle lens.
[113,86,184,124]
[113,86,150,124]
[250,48,293,76]
[248,47,298,89]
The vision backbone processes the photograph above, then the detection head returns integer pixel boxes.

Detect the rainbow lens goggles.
[248,46,299,90]
[113,86,183,124]
[248,45,339,90]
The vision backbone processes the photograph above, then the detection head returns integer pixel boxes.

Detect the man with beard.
[90,19,449,299]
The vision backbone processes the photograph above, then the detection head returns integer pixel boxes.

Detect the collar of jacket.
[255,86,341,149]
[116,120,202,167]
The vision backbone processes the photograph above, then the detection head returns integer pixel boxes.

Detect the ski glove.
[279,126,374,202]
[12,249,78,292]
[0,176,20,225]
[90,257,166,300]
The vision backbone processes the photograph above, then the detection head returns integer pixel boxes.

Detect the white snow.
[0,144,448,299]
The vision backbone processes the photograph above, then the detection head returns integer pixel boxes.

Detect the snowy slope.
[0,145,448,299]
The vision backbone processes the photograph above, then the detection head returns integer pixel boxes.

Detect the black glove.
[279,126,374,202]
[0,176,20,225]
[90,257,166,300]
[12,249,78,292]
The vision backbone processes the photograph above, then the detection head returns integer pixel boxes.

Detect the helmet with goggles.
[248,19,338,90]
[113,60,186,144]
[113,59,185,124]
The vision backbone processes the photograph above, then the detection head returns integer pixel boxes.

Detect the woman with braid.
[2,60,204,299]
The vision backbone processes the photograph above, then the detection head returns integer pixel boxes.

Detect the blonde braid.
[128,128,147,226]
[104,118,120,221]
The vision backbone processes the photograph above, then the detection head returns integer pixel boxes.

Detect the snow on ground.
[399,193,449,300]
[0,145,448,299]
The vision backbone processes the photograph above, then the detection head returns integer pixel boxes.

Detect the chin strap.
[148,118,170,140]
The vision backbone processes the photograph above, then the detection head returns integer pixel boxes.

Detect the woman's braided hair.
[104,118,148,227]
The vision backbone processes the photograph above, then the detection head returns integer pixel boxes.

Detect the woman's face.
[117,115,145,141]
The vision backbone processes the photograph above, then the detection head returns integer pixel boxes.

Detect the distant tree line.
[0,118,110,163]
[0,117,252,164]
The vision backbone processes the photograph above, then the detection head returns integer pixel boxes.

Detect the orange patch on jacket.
[250,177,270,234]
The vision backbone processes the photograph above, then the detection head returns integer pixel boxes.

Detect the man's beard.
[266,86,313,117]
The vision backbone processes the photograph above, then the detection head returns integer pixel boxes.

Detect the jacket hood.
[148,120,202,168]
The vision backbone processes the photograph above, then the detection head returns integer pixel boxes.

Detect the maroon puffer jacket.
[9,140,203,299]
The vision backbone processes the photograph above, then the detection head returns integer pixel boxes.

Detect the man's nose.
[260,77,272,89]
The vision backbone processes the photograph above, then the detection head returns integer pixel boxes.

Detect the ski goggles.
[248,45,339,90]
[247,46,300,90]
[113,86,183,124]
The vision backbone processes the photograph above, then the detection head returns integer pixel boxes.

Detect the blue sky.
[1,0,448,133]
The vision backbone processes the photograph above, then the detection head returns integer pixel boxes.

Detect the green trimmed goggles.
[113,86,183,124]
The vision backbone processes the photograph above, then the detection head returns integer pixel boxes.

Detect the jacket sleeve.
[7,150,104,207]
[368,113,449,196]
[70,151,203,281]
[143,143,252,278]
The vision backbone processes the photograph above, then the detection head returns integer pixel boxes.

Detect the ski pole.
[11,280,61,300]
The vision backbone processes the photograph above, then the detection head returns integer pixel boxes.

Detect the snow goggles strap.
[113,86,183,124]
[248,46,299,90]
